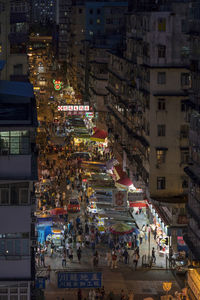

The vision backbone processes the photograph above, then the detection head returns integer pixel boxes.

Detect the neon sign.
[53,80,62,91]
[57,105,90,111]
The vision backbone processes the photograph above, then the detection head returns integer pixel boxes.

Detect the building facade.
[0,0,29,82]
[106,0,190,250]
[0,80,38,300]
[184,0,200,275]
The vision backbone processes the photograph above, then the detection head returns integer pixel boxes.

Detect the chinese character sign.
[53,80,62,91]
[112,191,127,209]
[57,105,90,112]
[57,272,102,289]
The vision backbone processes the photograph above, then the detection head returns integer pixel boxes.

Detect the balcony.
[9,32,28,44]
[10,12,28,24]
[187,204,200,228]
[184,234,200,260]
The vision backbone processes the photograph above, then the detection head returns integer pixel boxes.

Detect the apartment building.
[106,0,190,250]
[66,0,128,106]
[184,0,200,270]
[56,0,72,62]
[0,79,38,300]
[0,0,29,82]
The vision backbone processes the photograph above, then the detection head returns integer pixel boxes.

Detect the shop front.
[187,269,200,300]
[148,203,170,255]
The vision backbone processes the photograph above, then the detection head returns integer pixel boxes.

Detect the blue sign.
[58,272,102,289]
[36,277,46,289]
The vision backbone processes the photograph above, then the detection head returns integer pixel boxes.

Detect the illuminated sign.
[53,80,62,91]
[58,105,90,111]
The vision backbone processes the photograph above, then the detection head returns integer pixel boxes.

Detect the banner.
[112,191,127,209]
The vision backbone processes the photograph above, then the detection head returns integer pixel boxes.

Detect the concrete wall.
[0,155,32,179]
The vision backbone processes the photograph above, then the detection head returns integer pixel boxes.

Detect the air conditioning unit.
[31,240,37,247]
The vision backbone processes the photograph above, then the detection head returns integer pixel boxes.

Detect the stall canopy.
[113,165,126,181]
[117,177,133,187]
[90,129,108,142]
[50,208,68,215]
[129,201,148,208]
[109,222,139,235]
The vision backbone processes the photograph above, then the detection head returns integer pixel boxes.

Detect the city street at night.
[0,1,199,300]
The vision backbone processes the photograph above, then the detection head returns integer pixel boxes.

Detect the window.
[89,9,93,14]
[89,19,93,25]
[181,149,189,164]
[79,8,82,14]
[180,124,189,138]
[13,64,23,75]
[157,177,166,190]
[181,100,187,112]
[0,183,29,205]
[97,19,100,24]
[157,72,166,84]
[158,98,166,110]
[182,178,188,188]
[158,45,166,58]
[157,125,166,136]
[181,73,190,86]
[97,9,101,14]
[158,18,166,31]
[0,131,30,155]
[0,43,2,53]
[156,149,166,164]
[0,187,9,205]
[0,237,29,256]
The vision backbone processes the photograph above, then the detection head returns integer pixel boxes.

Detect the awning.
[90,129,108,142]
[116,177,133,187]
[113,165,126,180]
[50,208,68,215]
[129,201,148,208]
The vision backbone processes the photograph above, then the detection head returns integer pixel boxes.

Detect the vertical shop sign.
[112,191,127,210]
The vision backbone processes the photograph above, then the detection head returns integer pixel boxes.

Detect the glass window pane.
[10,296,18,300]
[20,296,27,300]
[0,240,5,255]
[11,186,19,205]
[10,288,18,294]
[0,189,9,204]
[6,240,14,255]
[21,240,29,256]
[20,189,28,204]
[0,295,8,300]
[14,240,21,255]
[20,288,27,294]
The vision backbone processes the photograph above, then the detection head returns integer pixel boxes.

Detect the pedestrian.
[111,251,117,269]
[132,252,139,270]
[69,247,73,262]
[62,251,66,268]
[139,230,144,244]
[93,250,99,267]
[106,251,111,267]
[123,248,129,264]
[47,265,51,284]
[77,288,82,300]
[77,247,82,263]
[40,252,45,267]
[120,289,126,300]
[152,247,156,263]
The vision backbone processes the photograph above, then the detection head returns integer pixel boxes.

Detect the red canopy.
[117,177,133,187]
[91,129,108,140]
[50,208,68,215]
